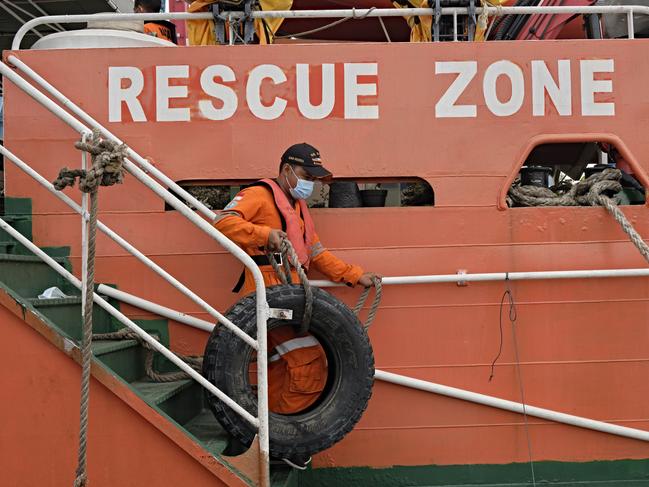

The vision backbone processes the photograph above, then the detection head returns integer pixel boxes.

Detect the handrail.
[6,55,215,221]
[0,60,271,484]
[0,216,258,426]
[95,284,649,443]
[0,144,256,348]
[12,6,649,50]
[310,266,649,287]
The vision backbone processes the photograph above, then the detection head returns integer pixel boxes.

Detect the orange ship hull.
[3,38,649,482]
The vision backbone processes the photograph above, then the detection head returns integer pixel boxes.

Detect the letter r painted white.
[246,64,288,120]
[532,60,572,116]
[156,65,190,122]
[483,60,525,117]
[108,66,146,122]
[344,63,379,120]
[435,61,477,118]
[199,65,238,121]
[580,59,615,116]
[297,64,335,120]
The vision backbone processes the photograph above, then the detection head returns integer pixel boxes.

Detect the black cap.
[281,143,332,178]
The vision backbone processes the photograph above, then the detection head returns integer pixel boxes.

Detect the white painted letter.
[296,64,335,120]
[483,60,525,117]
[199,65,238,121]
[108,66,146,122]
[156,65,190,122]
[580,59,615,116]
[344,63,379,120]
[247,64,287,120]
[435,61,477,118]
[532,60,572,116]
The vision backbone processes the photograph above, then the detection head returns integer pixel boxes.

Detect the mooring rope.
[509,168,649,263]
[52,128,126,487]
[93,328,203,382]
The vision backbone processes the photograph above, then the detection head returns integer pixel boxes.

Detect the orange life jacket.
[143,21,177,44]
[257,178,317,268]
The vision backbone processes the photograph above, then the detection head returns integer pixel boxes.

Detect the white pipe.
[11,7,649,49]
[375,370,649,442]
[0,144,256,349]
[0,62,270,478]
[310,267,649,288]
[0,216,258,427]
[7,55,215,222]
[98,284,216,332]
[81,283,649,443]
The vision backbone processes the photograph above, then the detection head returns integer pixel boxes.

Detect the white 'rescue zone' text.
[108,59,615,122]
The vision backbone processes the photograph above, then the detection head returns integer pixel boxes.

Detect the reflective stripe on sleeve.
[310,242,326,258]
[213,210,240,223]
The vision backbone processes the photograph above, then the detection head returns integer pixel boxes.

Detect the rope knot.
[53,129,127,193]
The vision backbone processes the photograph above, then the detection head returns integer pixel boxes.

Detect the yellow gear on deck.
[187,0,292,45]
[393,0,432,43]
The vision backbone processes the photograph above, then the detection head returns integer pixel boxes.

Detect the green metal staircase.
[0,197,296,487]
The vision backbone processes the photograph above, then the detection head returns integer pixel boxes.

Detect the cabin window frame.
[499,133,649,210]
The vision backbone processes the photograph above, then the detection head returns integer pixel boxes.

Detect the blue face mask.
[286,165,315,200]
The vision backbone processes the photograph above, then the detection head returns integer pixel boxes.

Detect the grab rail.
[11,6,649,49]
[0,61,271,485]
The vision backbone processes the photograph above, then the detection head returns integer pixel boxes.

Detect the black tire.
[202,284,375,459]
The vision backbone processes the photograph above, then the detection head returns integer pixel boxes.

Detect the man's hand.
[267,229,287,252]
[358,272,382,288]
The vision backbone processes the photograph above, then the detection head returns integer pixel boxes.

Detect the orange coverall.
[214,184,364,413]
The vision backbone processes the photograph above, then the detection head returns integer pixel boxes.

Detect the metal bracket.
[433,0,441,42]
[456,269,468,287]
[269,308,293,320]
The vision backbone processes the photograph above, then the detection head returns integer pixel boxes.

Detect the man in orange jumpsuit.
[214,143,380,468]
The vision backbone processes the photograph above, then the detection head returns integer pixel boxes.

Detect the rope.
[93,329,203,382]
[267,238,313,333]
[52,129,127,487]
[509,168,649,262]
[268,238,382,331]
[273,7,376,39]
[353,276,383,330]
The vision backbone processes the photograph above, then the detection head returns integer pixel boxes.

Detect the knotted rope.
[268,238,383,331]
[93,329,203,382]
[509,169,649,262]
[53,129,126,487]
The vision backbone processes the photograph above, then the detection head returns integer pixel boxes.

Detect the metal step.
[0,253,68,297]
[182,408,230,457]
[28,296,116,340]
[93,339,146,383]
[132,379,203,426]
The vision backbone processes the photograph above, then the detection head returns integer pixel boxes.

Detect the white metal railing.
[0,60,272,485]
[10,6,649,50]
[94,280,649,443]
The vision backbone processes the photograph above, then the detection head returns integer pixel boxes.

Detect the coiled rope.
[268,238,382,331]
[509,168,649,262]
[52,129,126,487]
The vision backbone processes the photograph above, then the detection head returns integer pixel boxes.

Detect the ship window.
[165,178,434,211]
[507,141,646,207]
[310,178,434,208]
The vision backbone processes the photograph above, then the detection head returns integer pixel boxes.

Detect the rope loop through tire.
[268,238,382,331]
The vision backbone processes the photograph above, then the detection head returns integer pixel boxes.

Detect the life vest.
[257,178,316,268]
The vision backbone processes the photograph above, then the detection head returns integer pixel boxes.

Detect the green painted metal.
[0,254,68,297]
[93,340,147,383]
[296,459,649,486]
[28,296,116,340]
